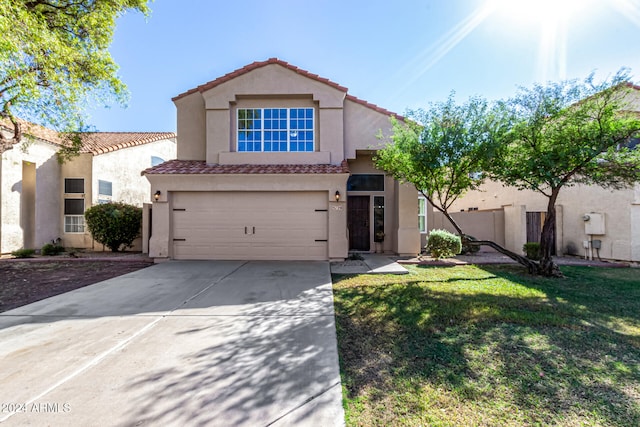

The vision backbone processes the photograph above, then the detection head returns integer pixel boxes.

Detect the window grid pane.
[65,215,85,233]
[238,107,313,152]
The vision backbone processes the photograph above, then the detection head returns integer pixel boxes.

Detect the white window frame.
[418,196,427,233]
[64,215,85,233]
[237,107,315,152]
[64,198,85,233]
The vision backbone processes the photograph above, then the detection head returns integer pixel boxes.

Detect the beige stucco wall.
[344,99,395,160]
[175,92,206,161]
[429,210,506,252]
[1,136,61,252]
[452,180,639,261]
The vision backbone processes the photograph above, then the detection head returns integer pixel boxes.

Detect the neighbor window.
[64,178,84,194]
[418,196,427,233]
[64,198,85,233]
[98,180,112,197]
[237,108,314,152]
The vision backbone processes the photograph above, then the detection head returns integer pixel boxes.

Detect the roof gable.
[172,58,403,120]
[173,58,348,102]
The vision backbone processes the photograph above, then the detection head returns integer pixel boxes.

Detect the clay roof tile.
[142,159,350,176]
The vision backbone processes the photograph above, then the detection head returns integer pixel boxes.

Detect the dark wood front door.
[348,196,370,251]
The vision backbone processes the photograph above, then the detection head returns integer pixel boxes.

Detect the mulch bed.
[0,258,153,313]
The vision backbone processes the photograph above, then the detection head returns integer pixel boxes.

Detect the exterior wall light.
[335,191,341,202]
[154,190,161,201]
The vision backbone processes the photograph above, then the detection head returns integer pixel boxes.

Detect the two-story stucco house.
[0,119,176,253]
[143,58,421,261]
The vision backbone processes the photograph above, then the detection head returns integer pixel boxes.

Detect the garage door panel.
[172,192,327,260]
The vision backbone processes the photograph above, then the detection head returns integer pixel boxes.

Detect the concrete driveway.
[0,261,345,426]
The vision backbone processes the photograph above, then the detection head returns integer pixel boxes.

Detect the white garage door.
[172,191,328,260]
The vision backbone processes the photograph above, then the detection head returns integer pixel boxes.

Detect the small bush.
[426,229,462,259]
[523,242,541,260]
[12,248,35,258]
[41,242,65,256]
[84,202,142,252]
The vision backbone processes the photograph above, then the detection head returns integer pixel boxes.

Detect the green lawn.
[332,265,640,426]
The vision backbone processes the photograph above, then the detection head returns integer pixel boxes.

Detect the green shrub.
[41,242,65,256]
[461,235,481,255]
[84,202,142,252]
[426,229,462,259]
[523,242,541,260]
[12,248,35,258]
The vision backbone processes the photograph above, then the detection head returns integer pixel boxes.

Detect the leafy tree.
[0,0,150,154]
[375,94,537,268]
[491,70,640,276]
[376,94,507,233]
[84,202,142,252]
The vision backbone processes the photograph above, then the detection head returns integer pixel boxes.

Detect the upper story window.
[237,108,314,152]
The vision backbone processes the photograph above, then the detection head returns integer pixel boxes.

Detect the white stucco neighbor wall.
[92,138,176,207]
[1,136,61,253]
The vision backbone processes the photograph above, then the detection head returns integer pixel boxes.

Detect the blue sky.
[89,0,640,132]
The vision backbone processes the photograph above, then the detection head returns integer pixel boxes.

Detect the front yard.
[333,265,640,426]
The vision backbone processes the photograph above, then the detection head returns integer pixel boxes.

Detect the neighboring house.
[0,119,176,253]
[143,58,421,261]
[433,85,640,262]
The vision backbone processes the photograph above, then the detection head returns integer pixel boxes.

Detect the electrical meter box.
[583,213,605,235]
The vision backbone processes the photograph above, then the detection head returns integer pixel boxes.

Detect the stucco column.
[393,181,420,256]
[328,177,348,260]
[149,197,170,260]
[328,199,348,260]
[503,205,526,254]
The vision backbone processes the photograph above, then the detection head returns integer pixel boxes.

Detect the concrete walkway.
[330,254,409,275]
[0,261,344,426]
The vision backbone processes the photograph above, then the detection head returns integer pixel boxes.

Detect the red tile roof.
[77,132,176,155]
[0,117,64,147]
[173,58,348,101]
[172,58,404,120]
[345,94,404,121]
[0,118,176,154]
[142,159,350,175]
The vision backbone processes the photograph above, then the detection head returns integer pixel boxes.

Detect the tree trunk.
[463,236,542,275]
[538,189,563,277]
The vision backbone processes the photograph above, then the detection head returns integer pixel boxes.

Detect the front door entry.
[348,196,370,251]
